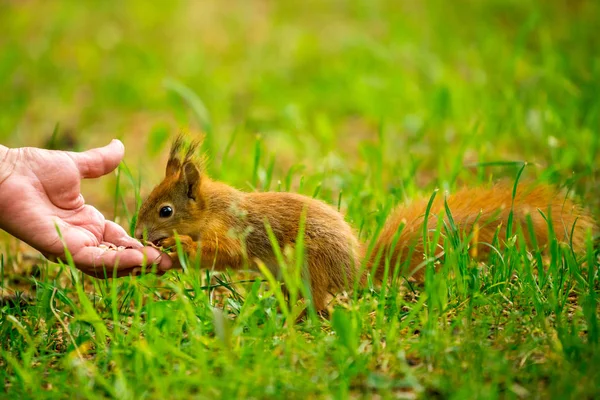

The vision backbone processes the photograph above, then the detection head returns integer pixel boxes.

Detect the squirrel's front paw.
[159,235,196,254]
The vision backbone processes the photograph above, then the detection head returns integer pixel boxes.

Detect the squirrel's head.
[135,136,206,245]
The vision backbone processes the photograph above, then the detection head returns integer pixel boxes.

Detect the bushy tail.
[369,183,599,281]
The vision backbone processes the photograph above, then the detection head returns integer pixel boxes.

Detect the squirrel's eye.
[159,206,173,218]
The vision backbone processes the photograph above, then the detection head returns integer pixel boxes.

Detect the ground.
[1,1,599,398]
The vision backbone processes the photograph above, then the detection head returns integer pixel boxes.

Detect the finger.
[71,246,167,278]
[156,249,174,271]
[104,221,176,272]
[44,250,140,278]
[70,139,125,179]
[167,252,183,269]
[104,220,144,249]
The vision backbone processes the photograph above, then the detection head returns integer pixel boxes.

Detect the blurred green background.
[2,0,598,217]
[1,2,600,398]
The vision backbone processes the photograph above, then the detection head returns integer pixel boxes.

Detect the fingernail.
[110,139,125,151]
[150,252,163,266]
[158,253,174,271]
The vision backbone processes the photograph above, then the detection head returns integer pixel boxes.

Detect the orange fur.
[136,138,598,312]
[135,139,361,311]
[370,184,598,280]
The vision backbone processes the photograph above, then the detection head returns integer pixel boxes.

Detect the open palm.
[0,140,172,277]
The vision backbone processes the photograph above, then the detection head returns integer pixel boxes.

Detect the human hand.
[0,140,173,277]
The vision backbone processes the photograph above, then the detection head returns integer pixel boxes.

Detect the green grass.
[1,0,599,398]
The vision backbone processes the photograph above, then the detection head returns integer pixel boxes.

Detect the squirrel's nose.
[134,227,144,241]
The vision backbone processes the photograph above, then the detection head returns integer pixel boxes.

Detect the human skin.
[0,139,173,278]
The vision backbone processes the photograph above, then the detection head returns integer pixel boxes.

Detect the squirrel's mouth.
[140,234,168,248]
[151,237,168,247]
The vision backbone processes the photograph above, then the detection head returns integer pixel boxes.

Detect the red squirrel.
[135,137,598,311]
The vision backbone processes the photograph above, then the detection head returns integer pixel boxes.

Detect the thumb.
[70,139,125,179]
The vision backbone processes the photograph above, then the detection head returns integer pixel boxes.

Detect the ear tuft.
[165,134,205,178]
[166,158,181,177]
[169,135,185,160]
[166,135,184,177]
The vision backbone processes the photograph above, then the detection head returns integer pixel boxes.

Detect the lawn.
[1,1,599,398]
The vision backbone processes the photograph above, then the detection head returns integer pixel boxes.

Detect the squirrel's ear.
[182,161,201,200]
[166,158,181,177]
[166,135,185,177]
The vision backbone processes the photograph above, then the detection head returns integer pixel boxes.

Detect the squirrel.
[135,137,598,312]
